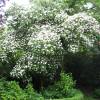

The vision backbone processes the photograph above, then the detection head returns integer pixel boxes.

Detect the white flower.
[83,2,94,9]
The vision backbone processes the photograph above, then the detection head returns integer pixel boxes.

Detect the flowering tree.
[0,0,9,26]
[0,0,100,85]
[10,25,64,80]
[60,12,100,52]
[1,4,64,82]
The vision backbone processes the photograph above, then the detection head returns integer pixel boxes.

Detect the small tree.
[1,4,64,86]
[0,0,100,88]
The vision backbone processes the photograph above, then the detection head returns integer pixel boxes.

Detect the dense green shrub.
[0,78,84,100]
[42,72,76,99]
[0,79,44,100]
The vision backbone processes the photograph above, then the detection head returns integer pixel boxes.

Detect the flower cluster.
[10,25,63,79]
[60,12,100,52]
[63,12,100,34]
[1,3,100,80]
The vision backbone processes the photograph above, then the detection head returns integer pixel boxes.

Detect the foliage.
[0,3,65,81]
[65,90,84,100]
[9,24,64,80]
[0,79,44,100]
[0,0,100,90]
[42,72,75,99]
[56,72,76,95]
[64,53,100,86]
[93,88,100,98]
[60,12,100,53]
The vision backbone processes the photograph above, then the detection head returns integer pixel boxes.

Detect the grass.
[46,90,84,100]
[46,91,99,100]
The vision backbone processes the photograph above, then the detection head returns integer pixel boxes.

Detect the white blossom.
[83,2,94,9]
[61,12,100,52]
[10,24,63,78]
[63,12,100,34]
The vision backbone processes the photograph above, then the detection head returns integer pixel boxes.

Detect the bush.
[42,72,76,99]
[2,4,64,83]
[0,79,44,100]
[1,0,99,80]
[1,0,100,91]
